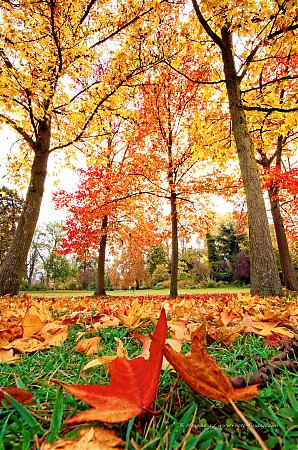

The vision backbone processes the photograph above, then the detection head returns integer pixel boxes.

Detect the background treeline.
[6,214,294,292]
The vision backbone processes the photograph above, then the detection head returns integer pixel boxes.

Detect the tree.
[44,253,75,289]
[54,154,161,296]
[24,221,66,286]
[185,0,292,296]
[151,264,170,286]
[179,248,210,281]
[206,222,249,282]
[0,0,163,295]
[147,245,169,276]
[234,252,250,285]
[0,187,23,266]
[134,63,214,298]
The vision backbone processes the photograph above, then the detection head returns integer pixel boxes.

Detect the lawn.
[22,286,250,298]
[0,292,297,449]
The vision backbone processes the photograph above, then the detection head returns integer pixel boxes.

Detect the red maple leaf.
[63,308,167,423]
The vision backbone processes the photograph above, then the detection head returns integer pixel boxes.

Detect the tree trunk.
[268,187,298,291]
[0,119,51,295]
[220,28,283,297]
[170,189,179,298]
[94,215,108,296]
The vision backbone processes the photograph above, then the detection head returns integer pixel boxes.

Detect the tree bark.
[170,189,179,298]
[268,187,298,290]
[0,118,51,295]
[220,28,283,296]
[167,132,178,299]
[94,215,108,296]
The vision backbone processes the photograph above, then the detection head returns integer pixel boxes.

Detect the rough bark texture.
[170,189,178,298]
[0,118,51,296]
[259,135,298,291]
[220,28,283,297]
[167,131,178,299]
[94,215,108,296]
[268,187,298,291]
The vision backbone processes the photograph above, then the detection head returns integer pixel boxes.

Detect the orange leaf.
[75,337,102,355]
[63,309,167,424]
[161,335,259,403]
[0,349,19,364]
[22,308,44,338]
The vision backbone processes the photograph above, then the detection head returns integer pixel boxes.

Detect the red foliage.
[63,308,167,423]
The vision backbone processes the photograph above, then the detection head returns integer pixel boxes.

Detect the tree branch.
[191,0,225,50]
[242,105,298,113]
[0,114,35,148]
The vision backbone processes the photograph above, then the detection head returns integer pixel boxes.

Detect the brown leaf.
[40,427,125,449]
[116,300,148,328]
[0,387,34,405]
[161,335,259,403]
[3,337,44,353]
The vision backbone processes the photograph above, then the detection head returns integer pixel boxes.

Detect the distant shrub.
[20,280,30,291]
[177,279,198,288]
[28,283,47,291]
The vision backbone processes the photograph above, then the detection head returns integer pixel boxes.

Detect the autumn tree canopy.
[1,0,297,296]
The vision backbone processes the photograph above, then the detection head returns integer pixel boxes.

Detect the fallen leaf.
[162,339,183,371]
[116,300,148,328]
[160,334,259,403]
[3,337,44,353]
[217,310,237,327]
[0,349,19,363]
[22,306,45,338]
[62,308,167,423]
[0,387,34,405]
[40,427,125,449]
[82,338,128,372]
[75,337,102,355]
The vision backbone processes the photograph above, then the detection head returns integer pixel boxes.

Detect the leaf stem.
[229,399,269,450]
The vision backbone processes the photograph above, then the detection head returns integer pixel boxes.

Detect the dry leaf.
[0,387,34,405]
[40,427,125,449]
[116,300,148,328]
[22,307,45,338]
[75,337,102,355]
[0,349,19,363]
[82,338,128,372]
[3,337,44,353]
[160,335,259,403]
[63,309,167,424]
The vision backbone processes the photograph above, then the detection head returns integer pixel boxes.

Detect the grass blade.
[3,393,44,434]
[47,386,64,444]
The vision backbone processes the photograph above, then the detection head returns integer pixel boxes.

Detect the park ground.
[0,289,297,449]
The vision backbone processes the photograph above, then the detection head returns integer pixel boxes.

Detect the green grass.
[22,286,250,298]
[0,313,297,449]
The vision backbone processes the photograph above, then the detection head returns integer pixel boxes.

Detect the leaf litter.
[0,292,297,448]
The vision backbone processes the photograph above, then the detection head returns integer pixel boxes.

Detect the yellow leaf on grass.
[3,337,44,353]
[82,338,127,372]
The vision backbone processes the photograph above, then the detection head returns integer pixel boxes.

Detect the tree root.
[230,336,298,388]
